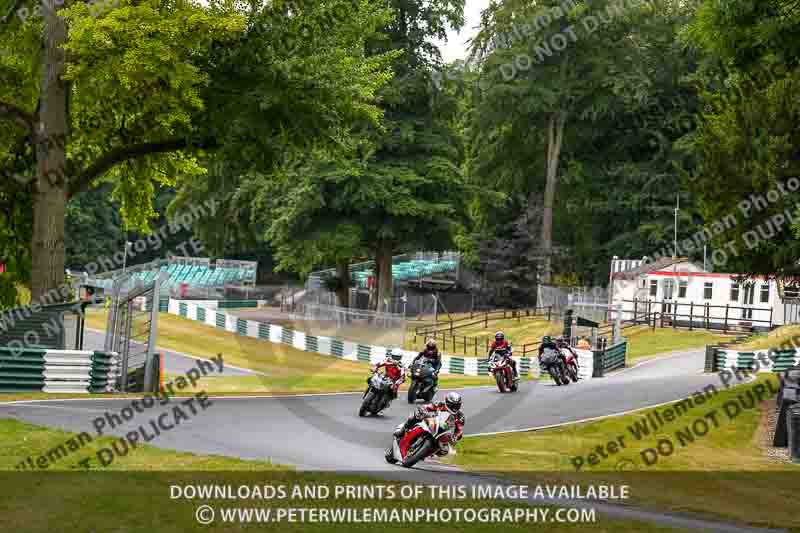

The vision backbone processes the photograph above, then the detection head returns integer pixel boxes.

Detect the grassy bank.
[83,309,490,394]
[622,326,729,363]
[0,418,689,533]
[448,376,798,530]
[732,324,800,350]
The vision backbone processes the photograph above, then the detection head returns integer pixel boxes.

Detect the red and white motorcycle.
[488,346,518,392]
[385,410,458,468]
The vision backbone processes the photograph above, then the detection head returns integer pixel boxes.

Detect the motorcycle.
[560,344,580,383]
[488,347,518,393]
[539,346,569,386]
[407,359,438,403]
[359,371,395,417]
[385,409,458,468]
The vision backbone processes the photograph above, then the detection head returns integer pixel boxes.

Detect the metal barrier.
[105,273,164,392]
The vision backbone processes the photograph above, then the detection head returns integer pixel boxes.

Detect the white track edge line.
[464,376,758,438]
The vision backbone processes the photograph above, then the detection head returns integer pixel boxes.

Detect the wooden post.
[673,302,677,328]
[769,307,774,329]
[463,336,466,354]
[705,302,709,329]
[485,314,488,328]
[547,306,552,321]
[689,302,694,331]
[724,304,729,333]
[633,299,638,324]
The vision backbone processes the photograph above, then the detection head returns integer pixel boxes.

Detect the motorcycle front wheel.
[407,382,418,403]
[402,436,434,468]
[359,391,375,416]
[495,372,506,393]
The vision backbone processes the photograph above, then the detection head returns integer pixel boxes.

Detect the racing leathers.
[412,348,441,384]
[488,339,518,380]
[373,357,405,399]
[394,402,465,441]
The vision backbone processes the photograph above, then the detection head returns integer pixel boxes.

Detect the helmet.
[426,338,437,350]
[542,335,551,344]
[444,391,462,414]
[495,331,505,341]
[389,349,403,362]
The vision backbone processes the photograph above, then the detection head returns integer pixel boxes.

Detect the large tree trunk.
[31,0,69,303]
[374,241,393,313]
[334,259,350,308]
[538,111,565,285]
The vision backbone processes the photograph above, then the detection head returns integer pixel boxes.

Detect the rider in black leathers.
[411,339,442,384]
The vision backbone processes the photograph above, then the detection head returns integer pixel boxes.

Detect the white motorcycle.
[385,409,458,468]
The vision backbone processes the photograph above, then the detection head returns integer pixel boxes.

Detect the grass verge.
[732,324,800,351]
[621,326,729,363]
[0,417,698,532]
[81,309,488,394]
[447,375,799,530]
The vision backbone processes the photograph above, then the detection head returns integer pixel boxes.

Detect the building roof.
[613,257,693,280]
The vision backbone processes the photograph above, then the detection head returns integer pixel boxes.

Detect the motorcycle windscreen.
[540,348,559,364]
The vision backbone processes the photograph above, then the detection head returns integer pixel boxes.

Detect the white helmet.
[444,391,462,413]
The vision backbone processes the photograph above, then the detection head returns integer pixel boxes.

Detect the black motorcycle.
[407,359,438,403]
[539,346,569,386]
[359,371,394,416]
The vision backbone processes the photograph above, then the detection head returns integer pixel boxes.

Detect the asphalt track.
[0,348,785,532]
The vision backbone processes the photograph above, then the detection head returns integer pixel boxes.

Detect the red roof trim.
[648,271,768,280]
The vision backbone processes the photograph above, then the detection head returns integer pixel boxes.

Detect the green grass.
[447,376,799,530]
[732,324,800,350]
[83,309,488,394]
[406,317,562,353]
[622,326,730,363]
[0,418,690,533]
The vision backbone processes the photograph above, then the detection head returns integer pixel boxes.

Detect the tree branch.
[0,101,37,132]
[68,136,217,197]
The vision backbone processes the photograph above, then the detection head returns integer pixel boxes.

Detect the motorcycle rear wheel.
[402,437,434,468]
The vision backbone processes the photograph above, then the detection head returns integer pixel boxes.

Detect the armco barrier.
[164,300,599,377]
[710,349,800,373]
[0,348,119,393]
[588,341,628,378]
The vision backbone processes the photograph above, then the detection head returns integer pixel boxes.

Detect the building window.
[704,282,713,300]
[730,283,739,302]
[760,284,770,303]
[649,279,657,297]
[678,280,687,298]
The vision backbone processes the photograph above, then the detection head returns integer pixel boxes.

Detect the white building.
[608,256,800,331]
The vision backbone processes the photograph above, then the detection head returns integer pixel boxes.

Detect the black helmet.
[389,349,403,362]
[495,331,504,341]
[445,391,462,414]
[542,335,551,344]
[426,338,437,350]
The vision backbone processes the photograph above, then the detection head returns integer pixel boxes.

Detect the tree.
[1,0,395,302]
[686,0,800,279]
[461,0,702,287]
[206,0,469,311]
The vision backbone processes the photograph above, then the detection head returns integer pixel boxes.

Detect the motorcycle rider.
[373,348,406,399]
[488,331,518,381]
[393,391,465,441]
[411,339,442,386]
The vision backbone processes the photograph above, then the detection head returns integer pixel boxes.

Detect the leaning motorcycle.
[359,371,394,416]
[407,360,437,403]
[540,346,569,386]
[560,345,580,383]
[488,347,517,393]
[385,409,458,468]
